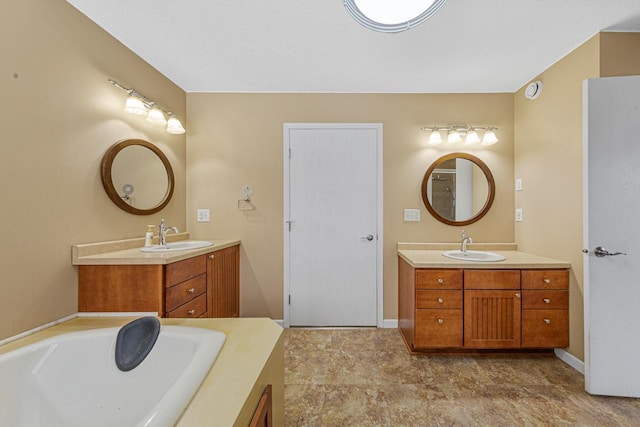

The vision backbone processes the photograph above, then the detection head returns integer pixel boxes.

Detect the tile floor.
[284,328,640,426]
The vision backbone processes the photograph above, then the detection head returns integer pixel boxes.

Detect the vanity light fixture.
[108,79,186,135]
[343,0,448,33]
[421,125,499,147]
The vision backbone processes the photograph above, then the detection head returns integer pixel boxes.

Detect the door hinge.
[288,295,291,305]
[286,220,293,231]
[289,148,292,159]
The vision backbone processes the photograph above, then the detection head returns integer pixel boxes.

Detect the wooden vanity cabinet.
[249,385,273,427]
[78,244,239,318]
[398,258,570,353]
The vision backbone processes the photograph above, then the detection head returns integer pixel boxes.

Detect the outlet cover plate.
[515,208,523,222]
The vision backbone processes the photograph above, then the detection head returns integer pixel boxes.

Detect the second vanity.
[398,243,571,354]
[72,234,240,318]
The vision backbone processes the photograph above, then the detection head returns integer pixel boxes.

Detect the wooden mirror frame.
[421,152,495,226]
[101,139,174,215]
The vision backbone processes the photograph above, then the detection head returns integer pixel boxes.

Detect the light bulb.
[481,130,499,145]
[447,130,461,144]
[166,115,186,135]
[124,94,147,116]
[465,130,480,145]
[428,130,442,145]
[146,105,167,126]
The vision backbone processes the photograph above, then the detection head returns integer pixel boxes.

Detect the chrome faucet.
[461,230,473,252]
[158,218,179,246]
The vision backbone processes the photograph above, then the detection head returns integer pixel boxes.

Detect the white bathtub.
[0,325,225,427]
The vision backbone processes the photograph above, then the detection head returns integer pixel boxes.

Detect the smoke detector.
[525,80,543,100]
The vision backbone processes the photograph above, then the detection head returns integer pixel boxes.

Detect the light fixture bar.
[108,79,185,135]
[421,124,499,147]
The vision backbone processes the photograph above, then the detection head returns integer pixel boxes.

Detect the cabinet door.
[522,309,569,348]
[207,245,240,317]
[249,385,273,427]
[415,309,463,349]
[464,290,521,348]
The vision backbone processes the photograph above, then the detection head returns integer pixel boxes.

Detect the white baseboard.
[555,348,585,375]
[76,312,158,318]
[273,319,284,327]
[383,319,398,328]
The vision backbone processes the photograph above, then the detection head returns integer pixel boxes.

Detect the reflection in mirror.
[421,153,494,226]
[101,139,174,215]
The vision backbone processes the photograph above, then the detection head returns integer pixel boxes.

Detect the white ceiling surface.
[67,0,640,93]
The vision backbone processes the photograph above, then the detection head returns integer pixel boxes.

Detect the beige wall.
[514,33,640,361]
[0,0,187,340]
[187,93,514,320]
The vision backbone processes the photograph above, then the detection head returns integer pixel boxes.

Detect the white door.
[583,76,640,397]
[284,123,382,327]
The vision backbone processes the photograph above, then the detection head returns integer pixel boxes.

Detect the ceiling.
[66,0,640,93]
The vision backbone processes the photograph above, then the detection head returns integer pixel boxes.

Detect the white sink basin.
[442,250,506,262]
[141,241,213,253]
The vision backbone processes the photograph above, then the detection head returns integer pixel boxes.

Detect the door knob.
[593,246,627,257]
[361,234,374,241]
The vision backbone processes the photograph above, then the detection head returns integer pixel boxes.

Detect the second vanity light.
[421,125,498,147]
[109,79,186,135]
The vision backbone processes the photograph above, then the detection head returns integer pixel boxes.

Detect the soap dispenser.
[144,225,154,247]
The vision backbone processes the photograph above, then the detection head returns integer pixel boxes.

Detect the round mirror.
[421,153,495,226]
[101,139,174,215]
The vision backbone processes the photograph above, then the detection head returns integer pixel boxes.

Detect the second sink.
[141,241,213,253]
[442,250,506,262]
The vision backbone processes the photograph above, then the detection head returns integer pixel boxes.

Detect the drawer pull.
[437,318,444,324]
[209,255,215,260]
[187,288,196,294]
[437,278,444,284]
[515,293,521,298]
[188,309,196,315]
[544,278,551,284]
[543,298,551,304]
[544,318,551,324]
[437,298,444,304]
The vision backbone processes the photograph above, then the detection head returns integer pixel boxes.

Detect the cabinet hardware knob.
[437,318,444,324]
[209,255,215,260]
[515,293,521,298]
[543,298,551,304]
[188,309,196,315]
[188,288,195,294]
[437,278,444,284]
[437,298,444,304]
[544,278,551,284]
[544,318,551,324]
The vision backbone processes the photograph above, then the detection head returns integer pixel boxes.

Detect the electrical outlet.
[404,209,421,222]
[515,178,523,191]
[197,209,210,222]
[515,208,523,222]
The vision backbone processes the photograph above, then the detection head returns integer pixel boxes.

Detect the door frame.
[283,123,384,328]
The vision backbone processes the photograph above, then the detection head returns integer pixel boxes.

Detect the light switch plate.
[404,209,421,222]
[515,178,523,191]
[197,209,210,222]
[515,208,523,222]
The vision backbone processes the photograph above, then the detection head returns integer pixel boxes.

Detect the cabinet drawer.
[521,309,569,348]
[165,274,206,312]
[414,309,463,349]
[165,293,207,318]
[522,290,568,310]
[166,255,207,288]
[416,290,462,309]
[415,269,462,289]
[464,270,520,290]
[521,270,568,290]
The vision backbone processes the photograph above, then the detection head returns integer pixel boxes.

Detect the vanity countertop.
[398,243,571,269]
[0,317,283,427]
[72,234,240,265]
